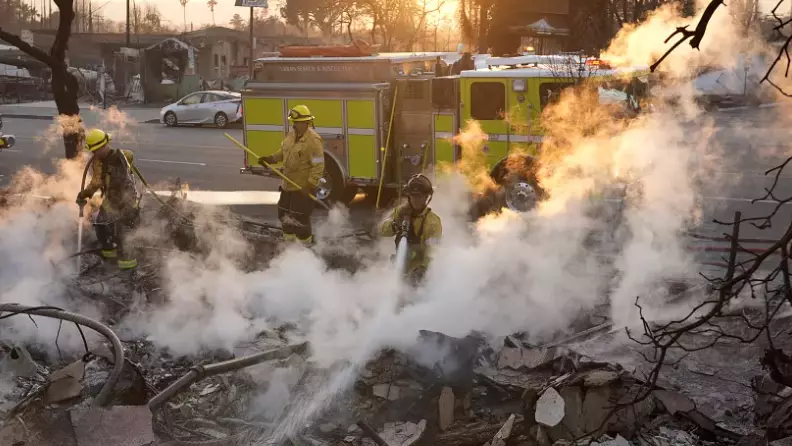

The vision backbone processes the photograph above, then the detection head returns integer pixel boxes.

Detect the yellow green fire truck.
[239,52,651,211]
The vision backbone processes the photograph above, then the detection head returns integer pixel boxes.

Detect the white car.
[160,91,242,128]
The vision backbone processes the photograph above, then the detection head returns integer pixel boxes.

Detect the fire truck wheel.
[490,155,545,213]
[316,157,346,207]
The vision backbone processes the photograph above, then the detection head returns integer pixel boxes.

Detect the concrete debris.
[583,369,620,387]
[438,386,455,431]
[497,345,567,371]
[46,360,86,404]
[641,426,698,446]
[70,405,155,446]
[372,383,401,401]
[536,387,565,427]
[376,420,426,446]
[0,345,38,378]
[653,390,696,415]
[591,434,630,446]
[0,311,786,446]
[771,437,792,446]
[488,413,515,446]
[319,423,338,433]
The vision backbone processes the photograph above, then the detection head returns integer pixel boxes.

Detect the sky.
[91,0,790,32]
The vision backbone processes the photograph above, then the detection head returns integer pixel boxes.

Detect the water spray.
[76,199,85,273]
[394,221,411,277]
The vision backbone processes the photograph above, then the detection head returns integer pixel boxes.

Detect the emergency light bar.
[585,59,612,69]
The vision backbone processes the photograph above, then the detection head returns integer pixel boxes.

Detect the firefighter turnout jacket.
[83,149,140,215]
[271,128,325,191]
[381,206,442,273]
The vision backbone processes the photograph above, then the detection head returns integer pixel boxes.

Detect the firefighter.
[381,174,442,283]
[76,129,141,270]
[258,104,325,245]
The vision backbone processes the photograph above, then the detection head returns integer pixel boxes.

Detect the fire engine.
[239,50,650,212]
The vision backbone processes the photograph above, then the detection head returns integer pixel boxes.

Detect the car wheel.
[164,112,178,127]
[214,112,228,129]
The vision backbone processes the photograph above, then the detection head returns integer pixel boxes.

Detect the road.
[0,119,288,221]
[1,109,791,241]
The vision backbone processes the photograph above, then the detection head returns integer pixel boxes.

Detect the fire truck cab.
[240,52,650,210]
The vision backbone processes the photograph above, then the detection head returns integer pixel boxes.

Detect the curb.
[4,114,162,124]
[716,102,781,112]
[3,114,54,120]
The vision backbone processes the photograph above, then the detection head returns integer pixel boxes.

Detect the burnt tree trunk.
[0,0,81,160]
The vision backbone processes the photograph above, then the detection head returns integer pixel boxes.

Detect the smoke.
[0,0,781,433]
[0,104,144,353]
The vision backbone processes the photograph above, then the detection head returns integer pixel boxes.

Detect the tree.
[602,1,792,428]
[280,0,345,35]
[0,0,82,159]
[0,0,41,30]
[207,0,217,25]
[229,13,246,30]
[457,0,490,53]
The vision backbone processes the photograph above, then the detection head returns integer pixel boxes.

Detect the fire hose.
[223,133,330,210]
[0,303,124,407]
[148,341,309,411]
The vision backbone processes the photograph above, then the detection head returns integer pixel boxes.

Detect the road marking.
[702,196,792,205]
[1,149,20,153]
[137,158,206,166]
[153,190,280,205]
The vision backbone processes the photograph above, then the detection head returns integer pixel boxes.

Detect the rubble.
[1,249,791,446]
[70,405,155,446]
[46,360,86,404]
[438,386,454,430]
[0,345,38,378]
[535,387,565,427]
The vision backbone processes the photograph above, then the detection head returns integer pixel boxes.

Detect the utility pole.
[249,7,254,78]
[125,0,130,47]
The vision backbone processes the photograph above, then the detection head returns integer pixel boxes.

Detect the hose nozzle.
[77,198,87,218]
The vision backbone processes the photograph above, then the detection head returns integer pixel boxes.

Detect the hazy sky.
[94,0,789,31]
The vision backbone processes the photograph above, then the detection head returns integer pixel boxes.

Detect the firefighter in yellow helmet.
[258,105,325,245]
[381,174,442,283]
[76,129,141,270]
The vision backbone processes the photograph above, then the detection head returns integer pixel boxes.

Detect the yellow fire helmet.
[84,128,112,152]
[287,105,314,122]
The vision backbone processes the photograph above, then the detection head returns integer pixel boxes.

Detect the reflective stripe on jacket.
[271,127,325,191]
[381,207,442,272]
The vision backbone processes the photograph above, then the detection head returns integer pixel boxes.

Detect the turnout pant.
[94,206,141,269]
[277,188,314,244]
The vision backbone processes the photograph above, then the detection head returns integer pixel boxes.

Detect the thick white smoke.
[0,0,782,430]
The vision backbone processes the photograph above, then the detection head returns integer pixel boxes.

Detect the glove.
[76,190,91,204]
[258,155,276,165]
[393,219,411,247]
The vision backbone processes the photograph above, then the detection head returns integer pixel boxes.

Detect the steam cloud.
[0,0,783,432]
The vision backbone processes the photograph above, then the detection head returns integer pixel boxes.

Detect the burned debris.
[4,305,790,446]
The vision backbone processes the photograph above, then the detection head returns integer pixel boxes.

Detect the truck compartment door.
[432,112,457,180]
[461,79,509,170]
[244,98,286,167]
[346,99,377,180]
